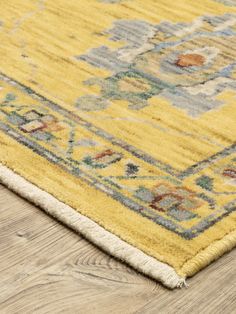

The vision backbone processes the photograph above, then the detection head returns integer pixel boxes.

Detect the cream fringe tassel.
[0,164,186,289]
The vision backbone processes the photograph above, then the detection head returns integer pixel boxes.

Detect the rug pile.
[0,0,235,288]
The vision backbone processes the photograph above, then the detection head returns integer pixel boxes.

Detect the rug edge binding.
[0,163,186,289]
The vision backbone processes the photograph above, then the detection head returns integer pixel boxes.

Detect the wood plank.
[0,185,235,314]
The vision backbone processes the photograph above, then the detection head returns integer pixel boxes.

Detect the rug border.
[0,163,186,289]
[1,163,236,288]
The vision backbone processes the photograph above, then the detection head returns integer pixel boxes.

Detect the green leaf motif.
[196,175,214,191]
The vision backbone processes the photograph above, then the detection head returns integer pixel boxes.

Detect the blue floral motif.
[77,14,236,117]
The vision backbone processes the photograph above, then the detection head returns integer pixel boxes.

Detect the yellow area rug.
[0,0,236,289]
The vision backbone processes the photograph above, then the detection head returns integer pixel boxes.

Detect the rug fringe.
[0,163,185,289]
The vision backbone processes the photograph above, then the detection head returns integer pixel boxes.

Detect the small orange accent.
[176,53,205,67]
[95,149,114,159]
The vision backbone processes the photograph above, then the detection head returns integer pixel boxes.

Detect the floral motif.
[222,161,236,185]
[223,168,236,179]
[134,183,201,221]
[77,14,236,117]
[1,93,65,142]
[83,149,123,168]
[196,175,214,191]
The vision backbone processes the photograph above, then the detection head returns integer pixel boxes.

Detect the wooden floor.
[0,184,235,314]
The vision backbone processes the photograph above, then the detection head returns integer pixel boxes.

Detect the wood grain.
[0,184,235,314]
